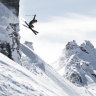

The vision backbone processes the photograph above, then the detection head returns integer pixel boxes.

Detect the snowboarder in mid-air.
[23,14,39,35]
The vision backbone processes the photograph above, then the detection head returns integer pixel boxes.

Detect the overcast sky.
[20,0,96,64]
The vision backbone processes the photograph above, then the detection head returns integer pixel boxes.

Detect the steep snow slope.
[0,43,94,96]
[0,53,75,96]
[20,43,93,96]
[0,2,95,95]
[0,53,67,96]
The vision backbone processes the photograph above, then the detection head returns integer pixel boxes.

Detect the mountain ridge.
[53,40,96,86]
[0,1,96,96]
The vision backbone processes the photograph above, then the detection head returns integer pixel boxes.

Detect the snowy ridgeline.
[0,2,20,63]
[0,43,95,96]
[53,40,96,86]
[0,1,96,96]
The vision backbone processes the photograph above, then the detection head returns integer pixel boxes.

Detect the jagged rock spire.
[55,40,96,85]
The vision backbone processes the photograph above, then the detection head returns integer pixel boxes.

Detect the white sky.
[20,0,96,64]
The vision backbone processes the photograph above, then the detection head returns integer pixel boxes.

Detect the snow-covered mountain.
[53,40,96,87]
[0,44,94,96]
[0,1,96,96]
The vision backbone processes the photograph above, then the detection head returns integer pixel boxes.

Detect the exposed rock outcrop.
[0,0,19,16]
[0,1,21,64]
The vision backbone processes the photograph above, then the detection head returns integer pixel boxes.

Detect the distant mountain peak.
[81,40,94,48]
[54,40,96,86]
[65,40,78,50]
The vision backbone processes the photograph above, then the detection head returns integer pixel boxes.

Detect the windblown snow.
[0,1,96,96]
[53,40,96,95]
[0,44,94,96]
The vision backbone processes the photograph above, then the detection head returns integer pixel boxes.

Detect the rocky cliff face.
[0,1,20,64]
[0,0,19,16]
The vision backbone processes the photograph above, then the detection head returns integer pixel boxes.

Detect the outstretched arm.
[33,14,36,20]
